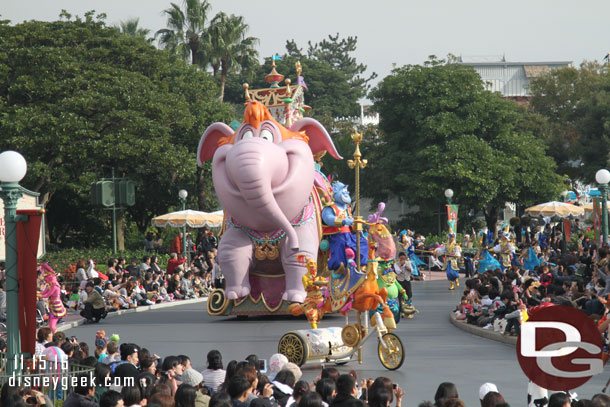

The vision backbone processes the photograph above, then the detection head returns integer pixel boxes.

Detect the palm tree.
[205,12,259,101]
[118,18,150,39]
[155,0,211,66]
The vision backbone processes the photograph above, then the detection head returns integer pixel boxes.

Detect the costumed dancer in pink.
[39,263,67,332]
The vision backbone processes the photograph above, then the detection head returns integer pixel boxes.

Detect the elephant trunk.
[228,146,300,251]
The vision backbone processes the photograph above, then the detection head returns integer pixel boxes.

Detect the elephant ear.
[290,118,342,160]
[197,123,235,165]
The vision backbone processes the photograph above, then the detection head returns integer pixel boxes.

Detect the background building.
[456,55,572,103]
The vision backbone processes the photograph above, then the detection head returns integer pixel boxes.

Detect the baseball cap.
[479,382,498,400]
[120,343,139,360]
[182,368,204,387]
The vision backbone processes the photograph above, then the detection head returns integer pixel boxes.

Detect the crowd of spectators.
[0,230,222,327]
[452,231,610,337]
[16,339,597,407]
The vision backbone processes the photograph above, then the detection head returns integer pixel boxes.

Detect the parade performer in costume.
[404,232,425,279]
[373,262,406,322]
[493,225,516,271]
[322,182,368,272]
[287,256,329,329]
[393,252,417,318]
[434,230,461,290]
[39,263,67,333]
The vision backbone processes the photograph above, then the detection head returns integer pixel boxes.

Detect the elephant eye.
[260,129,273,142]
[241,130,254,140]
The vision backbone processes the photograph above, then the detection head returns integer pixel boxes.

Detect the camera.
[258,359,267,374]
[393,383,397,389]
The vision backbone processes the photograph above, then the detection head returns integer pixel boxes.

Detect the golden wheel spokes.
[279,334,304,365]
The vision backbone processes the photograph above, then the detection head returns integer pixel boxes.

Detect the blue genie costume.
[434,231,461,290]
[321,182,368,271]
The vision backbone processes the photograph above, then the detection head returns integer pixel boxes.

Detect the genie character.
[198,101,341,303]
[322,182,368,272]
[39,263,66,332]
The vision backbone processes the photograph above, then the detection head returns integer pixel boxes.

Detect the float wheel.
[278,333,307,366]
[378,332,404,370]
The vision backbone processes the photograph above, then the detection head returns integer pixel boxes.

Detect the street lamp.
[178,189,188,259]
[0,151,27,373]
[596,169,610,245]
[444,188,454,205]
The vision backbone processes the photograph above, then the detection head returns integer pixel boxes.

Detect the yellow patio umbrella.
[582,202,610,213]
[524,201,584,218]
[151,209,224,228]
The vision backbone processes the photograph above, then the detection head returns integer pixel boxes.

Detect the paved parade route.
[67,279,610,406]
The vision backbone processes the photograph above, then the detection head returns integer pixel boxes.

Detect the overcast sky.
[2,0,608,86]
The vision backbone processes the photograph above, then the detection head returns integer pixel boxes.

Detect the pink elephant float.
[198,101,341,304]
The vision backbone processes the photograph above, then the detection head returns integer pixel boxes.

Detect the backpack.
[109,360,127,375]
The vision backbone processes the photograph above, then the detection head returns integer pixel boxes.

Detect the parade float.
[197,58,404,370]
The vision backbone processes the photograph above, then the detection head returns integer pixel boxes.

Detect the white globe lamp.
[0,151,27,183]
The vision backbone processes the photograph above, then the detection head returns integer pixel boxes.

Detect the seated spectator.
[168,273,186,300]
[113,343,140,381]
[433,382,458,407]
[103,341,121,365]
[182,368,211,407]
[228,376,252,407]
[202,350,226,393]
[548,392,571,407]
[63,373,97,407]
[267,354,289,381]
[121,385,143,407]
[125,258,141,279]
[478,383,498,404]
[176,384,198,407]
[329,374,359,407]
[168,253,188,276]
[287,380,309,407]
[272,369,296,407]
[210,392,233,407]
[80,282,107,324]
[300,392,324,407]
[481,392,505,407]
[100,390,124,407]
[315,379,336,407]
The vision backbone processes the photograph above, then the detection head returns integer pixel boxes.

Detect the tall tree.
[529,61,610,182]
[369,56,562,234]
[155,0,211,66]
[205,12,258,101]
[307,33,377,98]
[0,11,232,248]
[117,17,150,39]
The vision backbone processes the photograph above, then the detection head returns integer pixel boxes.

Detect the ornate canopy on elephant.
[199,61,344,315]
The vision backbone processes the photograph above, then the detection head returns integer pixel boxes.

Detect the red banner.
[17,209,43,356]
[594,198,601,244]
[446,204,459,233]
[563,219,572,242]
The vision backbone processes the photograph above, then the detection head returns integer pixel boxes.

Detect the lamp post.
[445,189,454,205]
[560,190,570,253]
[596,169,610,245]
[178,189,188,260]
[0,151,27,373]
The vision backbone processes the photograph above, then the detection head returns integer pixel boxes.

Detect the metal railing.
[0,351,96,406]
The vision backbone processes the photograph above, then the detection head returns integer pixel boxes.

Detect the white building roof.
[455,57,572,97]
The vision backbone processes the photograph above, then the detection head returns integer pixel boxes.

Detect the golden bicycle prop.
[279,310,404,370]
[280,260,405,371]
